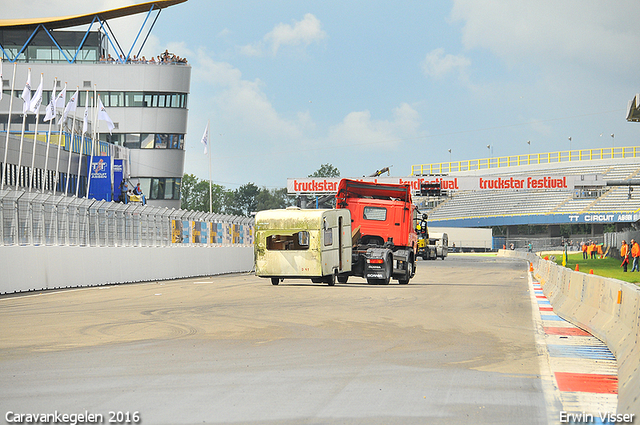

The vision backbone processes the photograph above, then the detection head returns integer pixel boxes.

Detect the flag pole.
[29,73,44,192]
[76,90,89,197]
[53,82,67,195]
[1,62,17,191]
[208,123,212,213]
[42,77,57,193]
[86,89,97,199]
[64,87,78,195]
[16,68,31,189]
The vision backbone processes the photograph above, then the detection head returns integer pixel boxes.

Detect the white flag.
[82,91,89,135]
[97,97,114,134]
[21,69,31,114]
[62,88,78,123]
[201,121,209,155]
[54,83,66,108]
[54,84,67,125]
[44,80,57,122]
[29,73,44,114]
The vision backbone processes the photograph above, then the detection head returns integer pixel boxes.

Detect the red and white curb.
[528,271,619,424]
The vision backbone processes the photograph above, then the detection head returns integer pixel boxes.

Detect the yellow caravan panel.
[254,208,351,285]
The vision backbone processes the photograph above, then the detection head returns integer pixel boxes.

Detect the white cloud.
[328,103,421,148]
[241,13,327,57]
[193,50,303,140]
[421,48,471,79]
[450,0,640,74]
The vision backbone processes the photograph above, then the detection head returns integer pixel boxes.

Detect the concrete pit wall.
[0,245,254,294]
[498,250,640,415]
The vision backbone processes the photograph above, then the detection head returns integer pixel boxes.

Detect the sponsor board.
[287,175,594,194]
[87,156,112,201]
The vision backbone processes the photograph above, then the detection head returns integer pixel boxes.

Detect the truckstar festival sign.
[286,175,601,194]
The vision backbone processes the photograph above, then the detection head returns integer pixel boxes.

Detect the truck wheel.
[325,271,336,286]
[380,258,391,285]
[337,275,349,284]
[399,260,412,284]
[271,278,280,285]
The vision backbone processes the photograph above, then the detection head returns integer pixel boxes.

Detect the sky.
[5,0,640,189]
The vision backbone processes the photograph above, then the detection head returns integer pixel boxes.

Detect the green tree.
[256,187,295,211]
[309,163,340,178]
[180,173,224,212]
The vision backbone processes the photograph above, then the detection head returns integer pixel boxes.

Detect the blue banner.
[87,156,112,201]
[113,159,124,202]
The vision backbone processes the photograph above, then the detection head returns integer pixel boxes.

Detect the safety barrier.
[498,250,640,415]
[0,187,255,294]
[0,188,254,247]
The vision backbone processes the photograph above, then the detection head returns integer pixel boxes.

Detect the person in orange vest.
[631,239,640,272]
[587,242,595,259]
[620,240,630,272]
[581,241,588,259]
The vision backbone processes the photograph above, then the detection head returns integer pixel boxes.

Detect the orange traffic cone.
[529,263,534,272]
[589,269,594,274]
[544,256,549,261]
[575,264,579,271]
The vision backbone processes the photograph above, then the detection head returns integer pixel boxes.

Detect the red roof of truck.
[336,179,412,204]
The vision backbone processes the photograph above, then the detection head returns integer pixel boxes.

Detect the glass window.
[324,228,333,246]
[155,134,168,149]
[144,94,153,108]
[109,92,123,107]
[173,178,181,199]
[140,134,154,149]
[150,178,159,200]
[124,134,141,149]
[157,94,166,108]
[363,206,387,221]
[267,232,309,250]
[126,92,144,107]
[137,178,151,199]
[164,178,174,200]
[157,178,166,199]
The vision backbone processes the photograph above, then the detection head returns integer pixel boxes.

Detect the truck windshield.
[267,232,310,250]
[363,206,387,221]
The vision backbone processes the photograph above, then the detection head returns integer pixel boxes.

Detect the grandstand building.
[412,147,640,249]
[0,0,189,209]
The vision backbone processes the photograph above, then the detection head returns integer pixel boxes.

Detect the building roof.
[0,0,187,30]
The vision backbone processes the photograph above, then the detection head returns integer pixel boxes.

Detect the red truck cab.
[336,179,418,284]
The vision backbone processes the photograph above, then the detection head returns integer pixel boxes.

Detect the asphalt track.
[0,255,555,425]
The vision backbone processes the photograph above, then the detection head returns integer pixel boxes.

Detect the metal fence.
[0,188,254,247]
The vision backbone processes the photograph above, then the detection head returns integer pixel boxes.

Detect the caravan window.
[324,228,333,246]
[267,232,309,250]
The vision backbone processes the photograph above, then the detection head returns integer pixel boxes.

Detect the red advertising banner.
[286,175,601,194]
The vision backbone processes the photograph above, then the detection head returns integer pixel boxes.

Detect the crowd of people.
[580,240,603,260]
[99,50,187,65]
